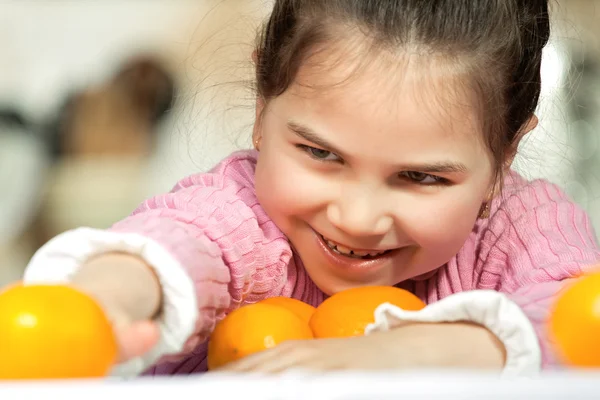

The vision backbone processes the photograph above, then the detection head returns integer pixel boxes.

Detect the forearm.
[392,322,506,370]
[71,253,162,321]
[367,290,539,375]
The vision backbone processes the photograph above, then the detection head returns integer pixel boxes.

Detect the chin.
[309,274,388,296]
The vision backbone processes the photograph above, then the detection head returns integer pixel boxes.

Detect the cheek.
[255,150,330,228]
[399,190,483,252]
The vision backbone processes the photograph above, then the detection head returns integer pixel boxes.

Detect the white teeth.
[323,237,388,258]
[336,244,352,254]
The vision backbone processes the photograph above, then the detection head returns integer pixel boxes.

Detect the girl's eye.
[400,171,446,185]
[300,145,342,162]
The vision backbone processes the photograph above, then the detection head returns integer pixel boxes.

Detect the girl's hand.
[102,302,161,363]
[216,322,505,373]
[71,253,163,363]
[216,333,414,373]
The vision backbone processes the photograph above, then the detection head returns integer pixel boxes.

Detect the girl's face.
[254,54,496,295]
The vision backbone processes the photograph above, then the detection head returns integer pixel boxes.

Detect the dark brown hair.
[254,0,551,182]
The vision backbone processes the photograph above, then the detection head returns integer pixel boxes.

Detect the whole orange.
[0,284,117,380]
[310,285,426,338]
[259,297,316,324]
[549,272,600,367]
[207,303,314,370]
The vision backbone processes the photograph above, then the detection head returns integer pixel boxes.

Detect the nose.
[326,185,394,237]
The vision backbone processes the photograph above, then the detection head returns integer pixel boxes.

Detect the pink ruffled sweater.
[108,150,600,374]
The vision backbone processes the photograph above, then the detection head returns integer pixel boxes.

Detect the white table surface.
[0,370,598,400]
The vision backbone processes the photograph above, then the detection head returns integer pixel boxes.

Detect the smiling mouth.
[319,234,394,260]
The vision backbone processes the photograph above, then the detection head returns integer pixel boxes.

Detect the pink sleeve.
[109,153,293,354]
[482,180,600,368]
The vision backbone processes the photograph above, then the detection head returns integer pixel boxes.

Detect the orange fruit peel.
[549,272,600,367]
[0,284,117,380]
[310,286,426,338]
[259,296,316,324]
[207,303,313,370]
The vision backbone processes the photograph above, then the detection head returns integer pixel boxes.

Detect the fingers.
[115,321,160,363]
[217,341,319,374]
[219,347,281,372]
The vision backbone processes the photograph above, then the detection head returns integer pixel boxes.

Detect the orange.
[549,272,600,367]
[0,284,117,380]
[207,303,314,370]
[259,297,316,324]
[310,285,426,338]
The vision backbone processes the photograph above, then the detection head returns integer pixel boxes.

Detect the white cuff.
[23,227,198,377]
[365,290,541,377]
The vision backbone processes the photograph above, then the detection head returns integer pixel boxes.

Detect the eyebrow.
[401,161,468,174]
[287,119,468,174]
[288,120,344,155]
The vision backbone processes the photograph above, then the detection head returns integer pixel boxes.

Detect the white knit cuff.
[365,290,541,377]
[23,227,198,377]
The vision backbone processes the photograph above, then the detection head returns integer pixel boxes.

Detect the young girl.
[24,0,600,377]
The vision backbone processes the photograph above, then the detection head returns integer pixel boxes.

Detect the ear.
[504,114,538,168]
[521,114,539,135]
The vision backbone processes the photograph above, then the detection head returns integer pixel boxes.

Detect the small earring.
[478,201,490,219]
[253,137,261,151]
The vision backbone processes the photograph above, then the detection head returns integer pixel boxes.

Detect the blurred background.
[0,0,599,286]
